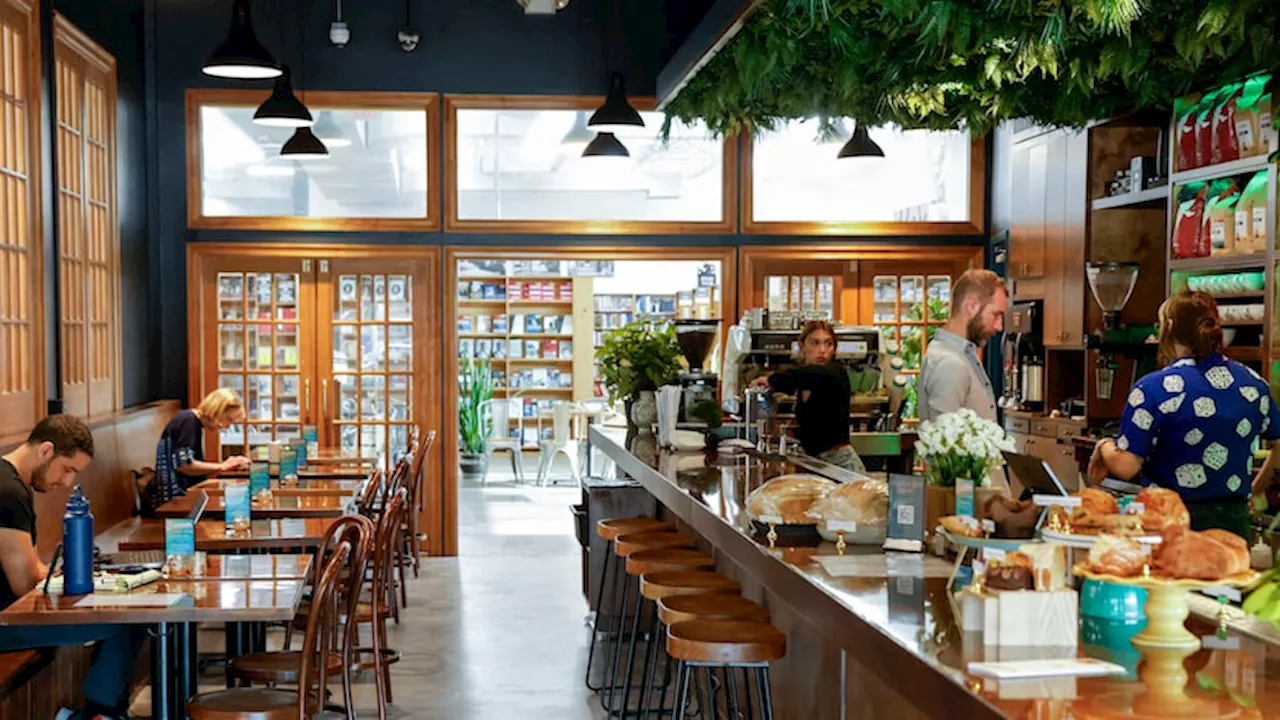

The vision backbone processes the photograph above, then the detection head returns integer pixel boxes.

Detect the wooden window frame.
[740,132,988,237]
[54,13,121,419]
[185,89,443,232]
[443,94,738,235]
[0,0,46,440]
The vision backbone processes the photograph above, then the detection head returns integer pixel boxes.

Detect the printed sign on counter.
[956,478,975,517]
[884,473,925,552]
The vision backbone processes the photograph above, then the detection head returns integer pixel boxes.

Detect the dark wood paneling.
[0,645,92,719]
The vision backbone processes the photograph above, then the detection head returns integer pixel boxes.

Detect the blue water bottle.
[62,488,94,595]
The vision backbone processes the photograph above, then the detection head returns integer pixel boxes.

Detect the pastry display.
[1068,511,1145,536]
[1085,535,1149,577]
[939,514,986,538]
[981,494,1038,539]
[745,474,836,525]
[1019,543,1069,591]
[1077,487,1120,515]
[1152,526,1250,580]
[806,479,888,544]
[984,551,1035,590]
[1133,487,1191,533]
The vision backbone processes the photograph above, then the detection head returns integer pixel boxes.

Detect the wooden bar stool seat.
[227,650,346,685]
[658,595,770,626]
[614,530,696,557]
[626,549,715,576]
[597,517,672,540]
[640,571,740,601]
[667,620,786,664]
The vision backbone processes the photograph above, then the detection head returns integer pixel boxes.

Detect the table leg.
[179,622,199,702]
[150,622,178,720]
[224,622,242,688]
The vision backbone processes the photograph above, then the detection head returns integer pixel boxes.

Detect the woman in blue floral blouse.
[1089,291,1279,538]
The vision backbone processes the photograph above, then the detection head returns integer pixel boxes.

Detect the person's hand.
[1087,439,1114,485]
[222,455,251,471]
[1252,468,1273,495]
[749,375,770,389]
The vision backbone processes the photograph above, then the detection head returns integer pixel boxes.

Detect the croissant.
[1087,535,1147,577]
[1135,487,1191,533]
[1075,487,1119,515]
[1153,526,1249,580]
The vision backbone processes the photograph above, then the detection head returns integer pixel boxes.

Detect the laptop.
[1001,450,1070,497]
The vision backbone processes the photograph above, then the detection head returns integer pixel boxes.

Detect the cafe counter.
[589,426,1280,719]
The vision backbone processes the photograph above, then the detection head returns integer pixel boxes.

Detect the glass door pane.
[323,265,421,464]
[207,262,313,460]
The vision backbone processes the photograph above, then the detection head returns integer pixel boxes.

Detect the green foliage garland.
[663,0,1278,136]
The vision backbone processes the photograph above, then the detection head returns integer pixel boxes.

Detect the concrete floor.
[131,453,605,718]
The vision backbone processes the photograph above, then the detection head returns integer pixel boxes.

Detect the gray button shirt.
[918,328,998,424]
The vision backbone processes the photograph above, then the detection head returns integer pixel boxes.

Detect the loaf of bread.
[746,474,835,525]
[1075,487,1120,515]
[939,515,985,538]
[1086,535,1149,577]
[1071,510,1145,536]
[807,479,889,543]
[1135,487,1191,533]
[1153,526,1250,580]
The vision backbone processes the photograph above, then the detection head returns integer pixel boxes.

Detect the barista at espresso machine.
[748,320,887,472]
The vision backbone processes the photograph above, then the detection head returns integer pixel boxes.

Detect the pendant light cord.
[336,0,343,22]
[405,0,412,27]
[299,0,307,104]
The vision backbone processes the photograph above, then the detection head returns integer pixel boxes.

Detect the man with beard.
[918,269,1007,424]
[0,415,146,720]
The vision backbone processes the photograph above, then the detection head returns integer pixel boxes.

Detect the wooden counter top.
[590,427,1280,720]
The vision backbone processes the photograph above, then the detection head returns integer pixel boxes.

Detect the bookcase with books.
[457,274,595,449]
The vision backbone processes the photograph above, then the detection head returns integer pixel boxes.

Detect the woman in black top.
[142,388,251,514]
[751,321,866,472]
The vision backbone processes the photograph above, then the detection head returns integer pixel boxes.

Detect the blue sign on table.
[884,473,926,552]
[223,483,251,528]
[248,462,270,496]
[955,477,975,517]
[164,518,195,557]
[280,447,298,479]
[291,438,307,468]
[303,425,318,442]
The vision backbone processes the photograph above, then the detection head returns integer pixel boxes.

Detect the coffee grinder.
[1085,262,1140,399]
[673,319,720,422]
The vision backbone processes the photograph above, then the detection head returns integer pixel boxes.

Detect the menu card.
[248,462,270,496]
[223,482,251,530]
[884,473,925,552]
[280,447,298,480]
[165,518,196,577]
[303,425,319,460]
[956,478,975,517]
[290,437,307,468]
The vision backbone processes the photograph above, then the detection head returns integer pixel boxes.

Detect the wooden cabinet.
[1009,142,1047,281]
[1040,130,1088,348]
[188,246,440,463]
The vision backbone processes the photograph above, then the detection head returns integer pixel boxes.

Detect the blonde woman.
[142,388,250,515]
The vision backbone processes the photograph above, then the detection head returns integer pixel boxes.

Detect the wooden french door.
[315,258,431,463]
[200,257,319,456]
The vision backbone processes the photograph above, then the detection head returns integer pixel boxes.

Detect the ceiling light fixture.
[312,111,351,147]
[253,66,313,127]
[588,72,644,135]
[837,123,885,159]
[203,0,281,80]
[581,131,629,158]
[329,0,350,47]
[518,0,570,14]
[559,111,595,155]
[281,127,329,160]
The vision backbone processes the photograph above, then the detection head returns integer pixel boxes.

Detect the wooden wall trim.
[184,89,442,232]
[740,133,988,237]
[439,245,738,555]
[442,94,738,235]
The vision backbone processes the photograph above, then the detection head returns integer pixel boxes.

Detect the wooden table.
[154,493,350,520]
[0,576,307,720]
[215,466,371,481]
[108,517,336,553]
[189,554,311,581]
[191,478,363,497]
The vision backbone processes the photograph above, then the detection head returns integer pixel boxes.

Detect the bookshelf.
[457,274,595,449]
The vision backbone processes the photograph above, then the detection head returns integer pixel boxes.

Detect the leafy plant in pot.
[458,357,494,483]
[596,321,682,444]
[688,399,724,450]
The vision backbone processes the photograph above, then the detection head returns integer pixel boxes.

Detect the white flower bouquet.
[916,408,1014,487]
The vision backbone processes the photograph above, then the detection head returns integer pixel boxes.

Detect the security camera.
[397,26,419,52]
[329,21,350,47]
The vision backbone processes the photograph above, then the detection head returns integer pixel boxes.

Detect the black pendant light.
[281,127,329,160]
[203,0,281,79]
[837,123,885,159]
[588,72,644,135]
[253,66,312,127]
[581,132,630,158]
[312,112,351,147]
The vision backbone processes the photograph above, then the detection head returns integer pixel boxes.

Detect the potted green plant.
[458,357,494,483]
[596,321,682,441]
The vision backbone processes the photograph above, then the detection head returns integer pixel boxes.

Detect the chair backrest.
[409,429,437,514]
[297,538,350,719]
[482,399,520,441]
[357,468,385,517]
[371,490,408,617]
[551,401,576,442]
[131,467,156,517]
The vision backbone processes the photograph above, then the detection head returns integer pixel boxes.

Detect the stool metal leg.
[616,591,655,717]
[673,661,692,720]
[725,667,741,720]
[585,539,617,691]
[601,572,637,715]
[756,666,774,720]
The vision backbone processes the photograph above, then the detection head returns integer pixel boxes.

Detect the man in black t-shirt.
[0,415,146,720]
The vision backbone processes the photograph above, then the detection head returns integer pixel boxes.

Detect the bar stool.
[634,572,742,720]
[603,549,716,717]
[667,620,786,720]
[587,518,675,690]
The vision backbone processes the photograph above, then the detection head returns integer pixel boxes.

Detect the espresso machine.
[1000,301,1044,410]
[673,319,720,421]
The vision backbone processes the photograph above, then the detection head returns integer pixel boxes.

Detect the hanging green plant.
[663,0,1279,137]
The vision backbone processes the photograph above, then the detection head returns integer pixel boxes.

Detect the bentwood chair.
[187,540,352,720]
